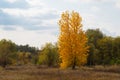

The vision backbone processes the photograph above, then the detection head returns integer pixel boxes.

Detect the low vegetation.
[0,65,120,80]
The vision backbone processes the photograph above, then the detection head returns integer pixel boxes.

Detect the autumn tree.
[58,11,89,69]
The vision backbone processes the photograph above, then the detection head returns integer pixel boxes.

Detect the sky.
[0,0,120,48]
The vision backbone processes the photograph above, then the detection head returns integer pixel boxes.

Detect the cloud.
[0,0,59,31]
[91,6,100,12]
[81,11,120,37]
[0,0,29,8]
[64,0,110,3]
[5,0,18,3]
[0,7,59,30]
[0,25,16,30]
[0,10,34,28]
[26,0,46,7]
[115,0,120,9]
[81,13,98,28]
[1,8,44,17]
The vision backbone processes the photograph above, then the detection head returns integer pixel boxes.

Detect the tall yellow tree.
[58,11,89,69]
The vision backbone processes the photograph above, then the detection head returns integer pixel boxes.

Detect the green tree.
[0,39,16,68]
[97,37,113,65]
[38,43,59,67]
[86,29,104,47]
[112,37,120,64]
[86,29,104,65]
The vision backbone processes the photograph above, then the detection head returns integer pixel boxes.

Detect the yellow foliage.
[58,11,89,69]
[17,52,31,65]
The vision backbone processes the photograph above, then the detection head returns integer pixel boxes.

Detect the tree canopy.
[58,11,89,69]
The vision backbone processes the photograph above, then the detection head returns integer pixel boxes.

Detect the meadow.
[0,65,120,80]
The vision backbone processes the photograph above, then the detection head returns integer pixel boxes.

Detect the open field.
[0,65,120,80]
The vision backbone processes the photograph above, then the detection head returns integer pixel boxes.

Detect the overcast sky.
[0,0,120,48]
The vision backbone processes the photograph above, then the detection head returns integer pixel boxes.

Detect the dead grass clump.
[0,66,3,71]
[94,65,120,73]
[0,65,120,80]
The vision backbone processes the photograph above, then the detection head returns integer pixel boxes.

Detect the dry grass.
[0,65,120,80]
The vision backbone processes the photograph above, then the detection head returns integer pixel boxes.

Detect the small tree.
[38,43,59,67]
[17,51,31,65]
[58,11,89,69]
[0,39,16,68]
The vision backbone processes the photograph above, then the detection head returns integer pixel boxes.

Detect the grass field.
[0,65,120,80]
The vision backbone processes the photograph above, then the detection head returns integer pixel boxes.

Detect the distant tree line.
[0,29,120,68]
[0,40,39,68]
[16,44,39,64]
[16,44,39,54]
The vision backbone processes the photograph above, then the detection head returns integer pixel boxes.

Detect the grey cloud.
[0,10,38,30]
[33,12,58,20]
[0,0,59,31]
[0,9,58,30]
[2,26,16,31]
[0,0,29,9]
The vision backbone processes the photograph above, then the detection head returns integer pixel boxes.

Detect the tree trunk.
[72,57,76,70]
[72,64,76,70]
[2,60,7,68]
